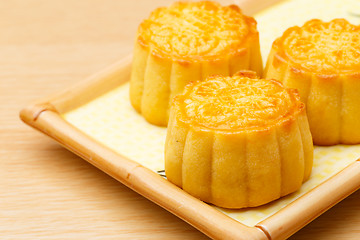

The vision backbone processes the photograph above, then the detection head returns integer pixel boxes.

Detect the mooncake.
[130,1,263,126]
[165,71,313,208]
[264,19,360,145]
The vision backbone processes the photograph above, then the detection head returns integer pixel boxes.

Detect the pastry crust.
[130,1,263,126]
[264,19,360,145]
[165,71,313,208]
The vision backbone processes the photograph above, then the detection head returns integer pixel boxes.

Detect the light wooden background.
[1,0,359,239]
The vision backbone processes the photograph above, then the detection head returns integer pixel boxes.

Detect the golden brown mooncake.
[264,19,360,145]
[165,71,313,209]
[130,1,263,126]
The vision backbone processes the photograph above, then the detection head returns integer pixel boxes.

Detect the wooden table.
[1,0,359,239]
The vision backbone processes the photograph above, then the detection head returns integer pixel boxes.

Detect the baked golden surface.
[165,71,313,208]
[179,71,298,130]
[265,19,360,145]
[138,1,252,60]
[130,1,262,126]
[274,19,360,74]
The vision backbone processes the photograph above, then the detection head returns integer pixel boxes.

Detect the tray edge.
[19,59,268,240]
[19,108,268,240]
[257,160,360,239]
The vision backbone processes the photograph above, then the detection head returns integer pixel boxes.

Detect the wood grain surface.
[1,0,359,239]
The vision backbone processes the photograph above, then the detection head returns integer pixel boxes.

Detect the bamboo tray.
[20,0,360,239]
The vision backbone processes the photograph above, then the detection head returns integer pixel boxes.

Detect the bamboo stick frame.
[20,55,360,239]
